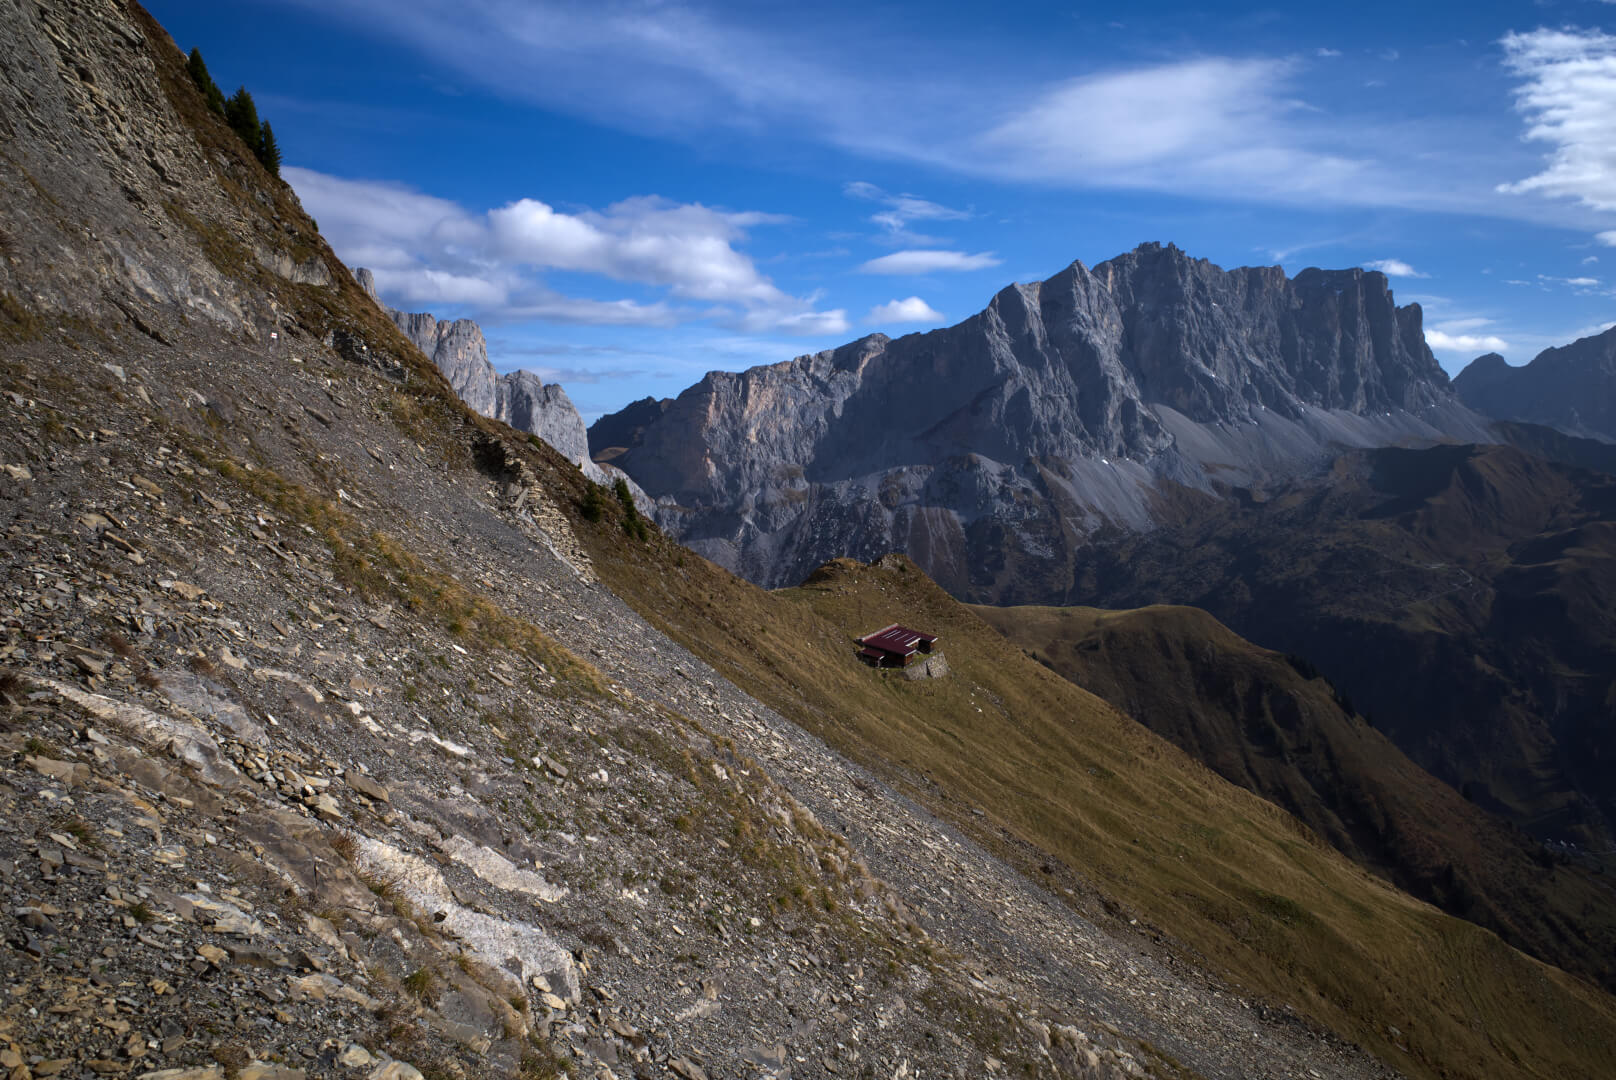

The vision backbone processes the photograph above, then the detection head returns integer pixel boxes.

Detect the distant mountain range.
[1061,441,1616,852]
[593,242,1494,597]
[1454,325,1616,442]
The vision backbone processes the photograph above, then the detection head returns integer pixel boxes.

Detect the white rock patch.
[353,836,578,1001]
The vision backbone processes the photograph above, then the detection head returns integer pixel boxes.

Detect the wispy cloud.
[970,58,1378,203]
[1365,258,1428,278]
[859,250,1001,274]
[867,297,945,325]
[1498,29,1616,213]
[273,1,1616,229]
[1537,272,1605,292]
[845,181,971,246]
[287,167,843,334]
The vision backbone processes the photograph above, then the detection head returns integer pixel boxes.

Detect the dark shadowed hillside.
[1063,443,1616,855]
[973,602,1616,992]
[1455,327,1616,442]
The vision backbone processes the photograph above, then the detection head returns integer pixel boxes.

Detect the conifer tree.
[256,122,281,178]
[225,87,260,150]
[185,47,208,91]
[186,48,226,116]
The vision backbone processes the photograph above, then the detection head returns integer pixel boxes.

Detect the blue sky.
[148,0,1616,420]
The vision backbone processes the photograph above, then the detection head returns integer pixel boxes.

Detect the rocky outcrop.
[497,372,589,464]
[603,243,1491,597]
[353,268,643,501]
[1454,327,1616,442]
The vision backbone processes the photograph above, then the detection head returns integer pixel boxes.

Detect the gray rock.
[345,771,390,803]
[496,372,588,463]
[353,268,607,476]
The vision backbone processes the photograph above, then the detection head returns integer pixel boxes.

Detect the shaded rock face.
[605,242,1486,597]
[1062,442,1616,856]
[586,395,672,461]
[1454,327,1616,442]
[381,303,502,418]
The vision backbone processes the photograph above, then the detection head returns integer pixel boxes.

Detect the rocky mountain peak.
[600,246,1485,593]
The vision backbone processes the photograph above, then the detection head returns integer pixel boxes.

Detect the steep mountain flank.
[1455,327,1616,442]
[1062,443,1616,853]
[6,3,1616,1080]
[1,3,1268,1076]
[599,244,1492,596]
[974,603,1616,992]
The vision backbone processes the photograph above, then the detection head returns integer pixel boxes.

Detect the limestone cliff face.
[601,243,1489,598]
[497,372,589,464]
[376,301,501,418]
[1454,327,1616,442]
[355,269,645,501]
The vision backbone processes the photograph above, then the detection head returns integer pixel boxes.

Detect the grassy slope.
[973,602,1616,993]
[577,534,1616,1080]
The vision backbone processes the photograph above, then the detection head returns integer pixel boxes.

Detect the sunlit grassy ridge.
[576,532,1616,1080]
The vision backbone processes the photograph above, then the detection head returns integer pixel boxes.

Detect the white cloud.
[970,58,1378,203]
[1537,273,1604,291]
[1584,254,1600,264]
[1498,29,1616,212]
[1426,329,1510,353]
[287,167,842,333]
[504,293,677,327]
[1316,48,1342,58]
[1599,230,1616,245]
[982,59,1287,172]
[859,250,1001,274]
[1364,258,1428,278]
[846,181,970,235]
[489,195,791,305]
[868,297,945,324]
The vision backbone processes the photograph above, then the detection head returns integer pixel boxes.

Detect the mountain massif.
[596,245,1492,597]
[1455,326,1616,442]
